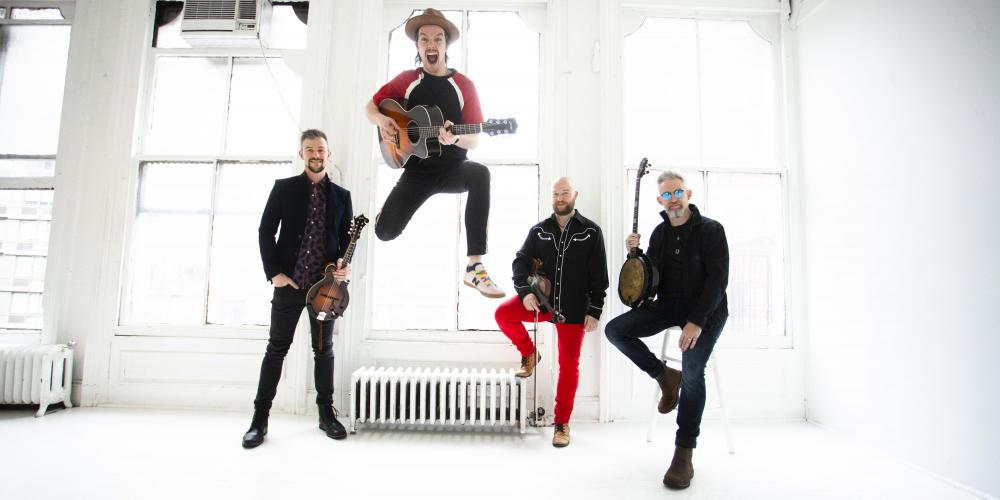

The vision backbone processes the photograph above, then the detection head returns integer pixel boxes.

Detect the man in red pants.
[494,177,608,447]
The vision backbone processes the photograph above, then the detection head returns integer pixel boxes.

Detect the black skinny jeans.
[253,286,335,411]
[375,160,490,256]
[605,300,726,448]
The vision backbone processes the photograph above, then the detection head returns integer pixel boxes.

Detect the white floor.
[0,407,983,500]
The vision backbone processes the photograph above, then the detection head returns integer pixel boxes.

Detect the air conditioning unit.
[180,0,273,48]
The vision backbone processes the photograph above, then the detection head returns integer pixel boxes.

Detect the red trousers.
[494,296,585,425]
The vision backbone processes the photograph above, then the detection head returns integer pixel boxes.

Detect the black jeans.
[374,160,490,256]
[605,301,726,448]
[253,286,335,411]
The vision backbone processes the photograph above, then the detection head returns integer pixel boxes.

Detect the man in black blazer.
[242,129,353,448]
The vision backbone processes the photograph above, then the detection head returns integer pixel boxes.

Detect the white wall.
[795,0,1000,496]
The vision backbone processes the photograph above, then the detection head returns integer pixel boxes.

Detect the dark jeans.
[605,301,726,448]
[374,160,490,256]
[253,286,335,411]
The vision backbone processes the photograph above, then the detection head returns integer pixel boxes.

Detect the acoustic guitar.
[305,214,369,325]
[377,98,517,169]
[618,158,659,308]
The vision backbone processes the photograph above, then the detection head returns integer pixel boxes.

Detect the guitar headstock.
[483,118,518,136]
[349,214,369,240]
[637,157,650,179]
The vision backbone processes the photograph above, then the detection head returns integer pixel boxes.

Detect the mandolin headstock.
[349,214,369,241]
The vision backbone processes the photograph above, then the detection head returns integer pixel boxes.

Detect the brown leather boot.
[552,423,570,448]
[515,351,540,378]
[663,446,694,489]
[654,365,681,413]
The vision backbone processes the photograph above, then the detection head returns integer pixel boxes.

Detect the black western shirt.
[512,211,610,324]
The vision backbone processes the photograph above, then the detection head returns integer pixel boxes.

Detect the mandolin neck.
[341,237,359,266]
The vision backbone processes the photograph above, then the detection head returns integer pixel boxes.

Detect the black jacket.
[512,211,609,324]
[258,173,353,282]
[647,204,728,328]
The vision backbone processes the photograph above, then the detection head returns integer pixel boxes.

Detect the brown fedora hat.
[404,8,460,44]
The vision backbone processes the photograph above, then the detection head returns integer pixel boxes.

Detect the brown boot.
[552,423,570,448]
[663,446,694,489]
[654,365,681,414]
[515,351,540,378]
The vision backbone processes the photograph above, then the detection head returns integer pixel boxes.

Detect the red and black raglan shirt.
[372,68,483,172]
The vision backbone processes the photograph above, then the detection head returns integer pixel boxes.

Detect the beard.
[553,201,575,216]
[667,206,687,219]
[307,160,325,174]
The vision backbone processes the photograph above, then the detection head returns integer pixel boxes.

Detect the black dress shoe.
[318,404,347,440]
[242,410,269,448]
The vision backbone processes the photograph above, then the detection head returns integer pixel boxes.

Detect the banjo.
[617,158,659,308]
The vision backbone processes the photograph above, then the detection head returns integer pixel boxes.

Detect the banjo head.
[618,257,649,303]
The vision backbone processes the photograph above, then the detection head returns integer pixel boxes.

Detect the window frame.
[0,1,73,335]
[366,6,544,338]
[116,17,307,339]
[617,8,793,350]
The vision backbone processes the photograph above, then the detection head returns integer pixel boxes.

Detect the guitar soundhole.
[407,121,420,142]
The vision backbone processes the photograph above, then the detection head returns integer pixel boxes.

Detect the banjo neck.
[630,158,649,257]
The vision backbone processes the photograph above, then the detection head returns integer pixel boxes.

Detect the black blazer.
[258,172,353,282]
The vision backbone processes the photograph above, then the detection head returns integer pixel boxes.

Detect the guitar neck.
[449,123,483,136]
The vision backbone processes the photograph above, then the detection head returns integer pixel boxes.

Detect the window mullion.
[202,160,222,325]
[694,19,705,169]
[461,10,470,74]
[220,56,235,156]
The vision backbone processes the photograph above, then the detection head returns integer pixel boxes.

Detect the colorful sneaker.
[463,264,506,298]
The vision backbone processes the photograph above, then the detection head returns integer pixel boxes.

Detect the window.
[120,1,306,329]
[371,10,540,332]
[622,17,786,339]
[0,3,71,332]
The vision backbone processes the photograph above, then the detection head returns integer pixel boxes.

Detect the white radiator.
[0,343,74,417]
[349,367,526,433]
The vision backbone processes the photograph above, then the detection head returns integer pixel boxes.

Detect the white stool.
[646,327,735,454]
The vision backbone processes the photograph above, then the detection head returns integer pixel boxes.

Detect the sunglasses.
[659,188,686,201]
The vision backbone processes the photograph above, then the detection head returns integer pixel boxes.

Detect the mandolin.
[306,214,369,324]
[618,158,659,308]
[376,98,517,169]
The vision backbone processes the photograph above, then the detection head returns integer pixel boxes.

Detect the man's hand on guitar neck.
[439,120,478,150]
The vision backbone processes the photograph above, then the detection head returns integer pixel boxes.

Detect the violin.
[526,257,566,323]
[306,215,368,323]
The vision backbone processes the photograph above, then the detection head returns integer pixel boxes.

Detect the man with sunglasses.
[605,170,729,490]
